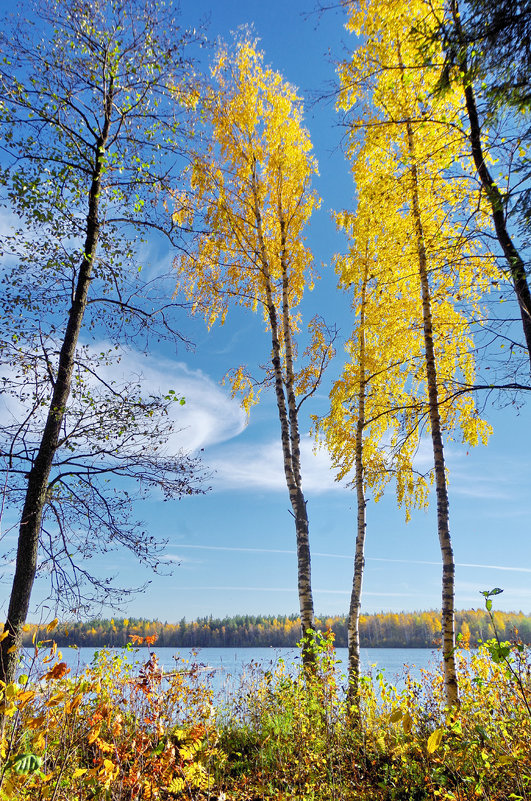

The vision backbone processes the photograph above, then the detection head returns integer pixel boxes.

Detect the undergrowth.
[0,623,530,800]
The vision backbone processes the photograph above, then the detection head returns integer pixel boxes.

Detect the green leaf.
[481,587,504,598]
[10,753,42,774]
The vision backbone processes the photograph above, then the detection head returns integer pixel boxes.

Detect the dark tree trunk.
[0,89,113,684]
[451,0,531,369]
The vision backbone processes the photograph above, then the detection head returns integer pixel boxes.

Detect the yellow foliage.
[319,0,496,520]
[174,35,327,415]
[87,726,101,745]
[46,692,65,708]
[0,633,531,800]
[16,690,36,709]
[427,727,444,753]
[167,776,185,793]
[71,768,87,779]
[179,739,202,761]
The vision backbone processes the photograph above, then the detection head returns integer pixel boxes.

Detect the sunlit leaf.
[87,726,101,745]
[427,728,444,754]
[402,711,413,734]
[72,767,88,778]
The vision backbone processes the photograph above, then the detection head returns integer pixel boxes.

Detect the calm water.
[24,645,442,696]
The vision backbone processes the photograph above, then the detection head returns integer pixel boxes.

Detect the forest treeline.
[21,608,531,649]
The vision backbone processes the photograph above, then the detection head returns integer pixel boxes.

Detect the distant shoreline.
[21,608,530,650]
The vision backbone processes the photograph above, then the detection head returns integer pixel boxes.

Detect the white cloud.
[0,339,247,456]
[448,468,515,500]
[160,553,198,565]
[0,208,20,240]
[209,434,348,493]
[85,347,247,453]
[168,544,296,556]
[171,544,531,575]
[457,562,531,573]
[455,580,531,610]
[409,439,527,502]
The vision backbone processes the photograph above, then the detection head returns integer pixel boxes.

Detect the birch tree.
[318,204,430,706]
[174,39,334,666]
[335,0,495,706]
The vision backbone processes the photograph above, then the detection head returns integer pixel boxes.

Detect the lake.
[24,645,443,697]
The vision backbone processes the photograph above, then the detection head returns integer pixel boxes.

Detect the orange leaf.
[17,690,36,708]
[46,692,65,708]
[44,662,70,681]
[67,693,84,713]
[87,726,101,745]
[27,715,46,730]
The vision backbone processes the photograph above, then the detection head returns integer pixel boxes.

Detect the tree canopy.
[0,0,207,681]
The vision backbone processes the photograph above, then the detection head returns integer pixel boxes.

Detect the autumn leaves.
[175,0,522,705]
[175,41,334,667]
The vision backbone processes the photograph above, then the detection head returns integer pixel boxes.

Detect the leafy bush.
[0,626,530,800]
[0,632,223,800]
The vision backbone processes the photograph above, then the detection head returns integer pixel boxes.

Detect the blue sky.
[4,0,531,623]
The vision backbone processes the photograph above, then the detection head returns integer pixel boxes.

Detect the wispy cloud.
[455,580,531,606]
[209,435,347,493]
[400,438,527,502]
[171,544,531,573]
[367,557,531,574]
[457,562,531,573]
[0,343,247,456]
[171,545,296,555]
[449,477,514,501]
[88,348,247,453]
[160,554,198,565]
[167,585,413,597]
[0,211,17,241]
[207,431,524,499]
[448,448,531,502]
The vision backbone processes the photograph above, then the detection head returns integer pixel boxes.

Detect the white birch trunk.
[250,161,315,666]
[347,266,369,710]
[405,117,459,707]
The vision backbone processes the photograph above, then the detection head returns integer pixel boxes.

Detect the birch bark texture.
[334,0,497,705]
[319,209,431,703]
[174,39,334,665]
